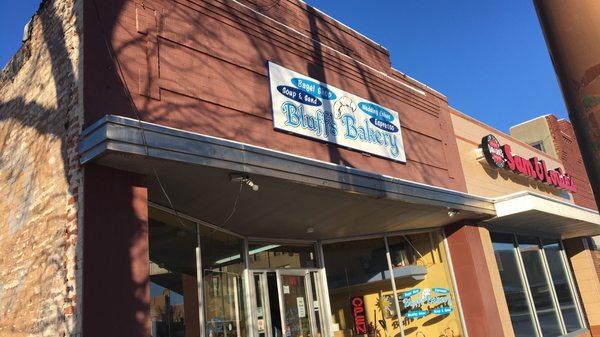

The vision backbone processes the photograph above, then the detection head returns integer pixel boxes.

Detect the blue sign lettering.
[277,86,322,106]
[281,102,337,138]
[369,117,399,133]
[291,78,337,100]
[402,288,420,298]
[406,310,428,318]
[340,114,400,158]
[432,307,453,315]
[358,102,394,122]
[432,288,449,294]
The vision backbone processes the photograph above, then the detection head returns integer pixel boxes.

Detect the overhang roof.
[79,115,600,240]
[485,192,600,239]
[79,115,494,240]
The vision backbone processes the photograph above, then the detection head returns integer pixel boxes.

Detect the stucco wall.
[509,115,558,157]
[451,108,573,201]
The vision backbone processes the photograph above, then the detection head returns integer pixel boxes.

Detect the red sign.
[481,134,577,193]
[351,296,367,334]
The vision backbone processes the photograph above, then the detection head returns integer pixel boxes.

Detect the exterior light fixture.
[447,209,460,217]
[230,173,259,191]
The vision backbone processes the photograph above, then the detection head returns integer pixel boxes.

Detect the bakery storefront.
[86,59,493,337]
[78,1,600,337]
[146,204,467,337]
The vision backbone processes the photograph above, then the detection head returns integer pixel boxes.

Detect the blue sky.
[305,0,568,132]
[0,1,567,132]
[0,1,41,65]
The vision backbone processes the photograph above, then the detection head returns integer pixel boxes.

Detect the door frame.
[203,269,244,337]
[250,268,324,337]
[251,271,274,337]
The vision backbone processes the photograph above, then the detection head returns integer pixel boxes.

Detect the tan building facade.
[451,108,600,337]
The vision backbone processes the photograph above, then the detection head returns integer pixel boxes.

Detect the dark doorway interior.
[267,272,282,337]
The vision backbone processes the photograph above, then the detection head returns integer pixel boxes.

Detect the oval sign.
[369,117,399,133]
[358,102,394,122]
[432,288,450,294]
[277,85,322,106]
[402,288,420,298]
[432,307,453,315]
[406,310,428,318]
[291,78,337,100]
[481,134,506,169]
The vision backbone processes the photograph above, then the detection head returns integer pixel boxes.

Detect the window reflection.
[323,238,396,337]
[150,280,188,337]
[491,233,538,337]
[390,232,463,337]
[491,232,585,337]
[323,232,463,337]
[542,240,583,333]
[149,207,199,337]
[200,228,246,337]
[517,236,563,337]
[248,243,315,269]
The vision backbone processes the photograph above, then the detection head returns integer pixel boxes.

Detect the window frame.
[530,140,546,153]
[320,229,468,337]
[491,231,587,337]
[551,240,587,331]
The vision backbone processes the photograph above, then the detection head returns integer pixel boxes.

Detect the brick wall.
[0,0,82,336]
[84,0,467,192]
[545,116,600,284]
[546,115,600,326]
[546,115,597,210]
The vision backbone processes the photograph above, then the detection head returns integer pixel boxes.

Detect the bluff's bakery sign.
[481,134,577,193]
[268,62,406,162]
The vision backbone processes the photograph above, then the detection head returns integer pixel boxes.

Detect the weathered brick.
[0,0,82,336]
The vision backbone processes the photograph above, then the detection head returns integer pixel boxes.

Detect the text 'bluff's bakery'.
[70,1,600,337]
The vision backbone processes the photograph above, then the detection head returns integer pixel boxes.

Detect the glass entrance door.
[204,270,244,337]
[277,270,312,337]
[252,270,323,337]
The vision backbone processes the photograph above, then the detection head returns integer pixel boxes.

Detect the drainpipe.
[533,0,600,208]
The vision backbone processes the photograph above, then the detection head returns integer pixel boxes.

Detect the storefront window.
[248,243,316,269]
[323,238,394,337]
[491,232,585,337]
[542,240,583,333]
[323,231,464,337]
[389,232,463,337]
[149,207,200,337]
[517,236,562,337]
[200,228,246,337]
[491,233,537,337]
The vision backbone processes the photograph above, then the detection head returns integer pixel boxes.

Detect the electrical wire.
[91,0,190,230]
[222,180,243,227]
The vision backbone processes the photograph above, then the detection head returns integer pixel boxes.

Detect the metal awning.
[79,115,600,240]
[485,192,600,239]
[79,115,495,240]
